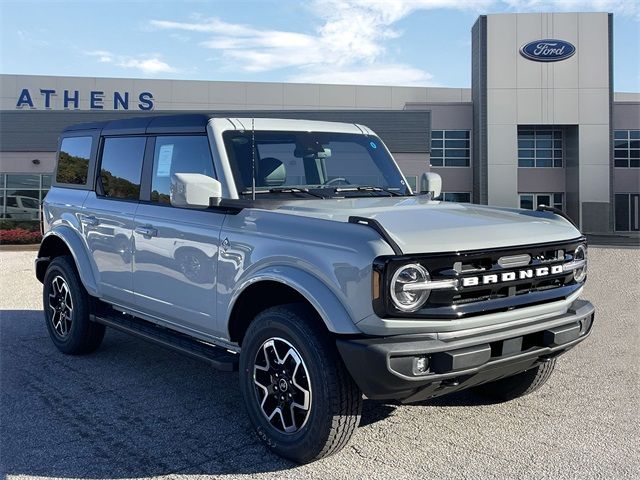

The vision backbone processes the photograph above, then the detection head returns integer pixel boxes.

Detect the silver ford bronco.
[36,115,594,463]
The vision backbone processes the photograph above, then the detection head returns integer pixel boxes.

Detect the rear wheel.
[473,360,556,401]
[239,304,362,464]
[43,256,105,354]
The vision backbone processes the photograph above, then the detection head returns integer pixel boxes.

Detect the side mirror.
[171,173,222,209]
[419,172,442,199]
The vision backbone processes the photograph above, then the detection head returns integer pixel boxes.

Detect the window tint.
[518,127,563,168]
[223,131,407,196]
[405,175,418,192]
[613,130,640,168]
[5,190,40,220]
[430,130,470,167]
[99,137,146,200]
[519,193,564,211]
[56,136,92,185]
[151,136,215,204]
[6,174,40,189]
[437,192,471,203]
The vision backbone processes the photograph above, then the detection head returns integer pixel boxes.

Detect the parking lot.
[1,247,638,480]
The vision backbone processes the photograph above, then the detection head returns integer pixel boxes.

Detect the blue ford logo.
[520,39,575,62]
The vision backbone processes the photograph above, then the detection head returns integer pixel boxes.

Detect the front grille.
[374,237,585,319]
[446,272,569,307]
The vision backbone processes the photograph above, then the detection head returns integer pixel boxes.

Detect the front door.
[83,136,146,307]
[631,194,640,232]
[615,193,640,232]
[132,135,223,337]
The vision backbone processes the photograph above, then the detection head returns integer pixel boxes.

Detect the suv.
[37,115,594,463]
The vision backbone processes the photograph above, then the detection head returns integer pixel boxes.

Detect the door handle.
[134,225,158,238]
[82,215,99,227]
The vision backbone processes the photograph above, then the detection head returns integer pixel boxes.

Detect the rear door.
[132,134,224,337]
[82,136,146,307]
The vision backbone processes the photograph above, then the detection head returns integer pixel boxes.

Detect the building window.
[404,175,418,192]
[519,193,564,211]
[437,192,471,203]
[518,127,563,168]
[615,193,639,231]
[430,130,470,167]
[614,130,640,168]
[0,173,52,221]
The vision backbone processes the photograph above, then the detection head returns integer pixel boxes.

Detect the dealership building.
[0,12,638,233]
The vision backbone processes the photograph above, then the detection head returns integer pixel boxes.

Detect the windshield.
[222,131,410,198]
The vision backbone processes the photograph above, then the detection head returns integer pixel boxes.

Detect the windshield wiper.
[334,186,403,196]
[241,187,325,199]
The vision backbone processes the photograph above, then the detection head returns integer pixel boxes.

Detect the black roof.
[63,114,211,135]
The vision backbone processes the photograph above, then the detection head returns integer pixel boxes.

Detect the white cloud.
[148,0,638,85]
[290,64,435,86]
[502,0,640,17]
[17,29,50,47]
[85,50,176,74]
[148,3,440,85]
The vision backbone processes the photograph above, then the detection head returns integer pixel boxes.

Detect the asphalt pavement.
[1,247,638,479]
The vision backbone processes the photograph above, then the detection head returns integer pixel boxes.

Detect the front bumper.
[336,299,594,403]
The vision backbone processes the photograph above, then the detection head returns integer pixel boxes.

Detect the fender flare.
[227,265,362,335]
[37,226,99,297]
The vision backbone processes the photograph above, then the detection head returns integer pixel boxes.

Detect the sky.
[1,0,639,91]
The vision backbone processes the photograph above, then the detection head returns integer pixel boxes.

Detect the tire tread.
[240,303,362,463]
[43,255,105,355]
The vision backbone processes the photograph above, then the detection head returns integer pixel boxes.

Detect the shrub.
[0,228,42,245]
[0,220,41,232]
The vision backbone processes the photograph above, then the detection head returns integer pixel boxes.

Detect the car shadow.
[1,309,495,478]
[359,390,497,428]
[0,309,295,478]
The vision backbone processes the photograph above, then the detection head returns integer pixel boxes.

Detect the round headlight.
[390,263,430,312]
[573,244,587,282]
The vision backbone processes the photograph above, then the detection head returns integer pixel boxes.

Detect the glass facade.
[405,175,418,192]
[0,173,52,221]
[439,192,471,203]
[614,130,640,168]
[518,127,563,168]
[519,193,564,211]
[430,130,470,167]
[615,193,639,231]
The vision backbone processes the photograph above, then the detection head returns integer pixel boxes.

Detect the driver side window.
[150,136,215,204]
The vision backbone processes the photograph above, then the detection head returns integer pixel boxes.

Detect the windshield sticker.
[369,141,377,149]
[156,144,174,177]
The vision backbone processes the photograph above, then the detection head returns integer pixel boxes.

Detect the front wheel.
[239,304,362,464]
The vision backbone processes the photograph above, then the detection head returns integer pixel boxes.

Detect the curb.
[0,244,40,252]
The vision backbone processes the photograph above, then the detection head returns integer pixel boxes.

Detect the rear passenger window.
[99,137,146,200]
[151,136,215,204]
[56,136,92,185]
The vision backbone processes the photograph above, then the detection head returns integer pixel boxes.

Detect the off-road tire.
[473,359,556,401]
[239,304,362,464]
[43,255,105,354]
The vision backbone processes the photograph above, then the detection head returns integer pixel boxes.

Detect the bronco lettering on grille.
[461,264,564,287]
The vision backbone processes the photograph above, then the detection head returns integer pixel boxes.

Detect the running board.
[90,310,239,372]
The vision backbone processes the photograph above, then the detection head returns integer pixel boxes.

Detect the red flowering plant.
[0,228,42,245]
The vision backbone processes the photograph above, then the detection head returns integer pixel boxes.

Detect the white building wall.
[484,12,611,229]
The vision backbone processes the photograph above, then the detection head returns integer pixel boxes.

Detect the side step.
[91,310,239,372]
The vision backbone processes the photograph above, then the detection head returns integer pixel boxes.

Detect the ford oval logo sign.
[520,39,576,62]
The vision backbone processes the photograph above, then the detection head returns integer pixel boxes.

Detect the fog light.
[412,356,429,375]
